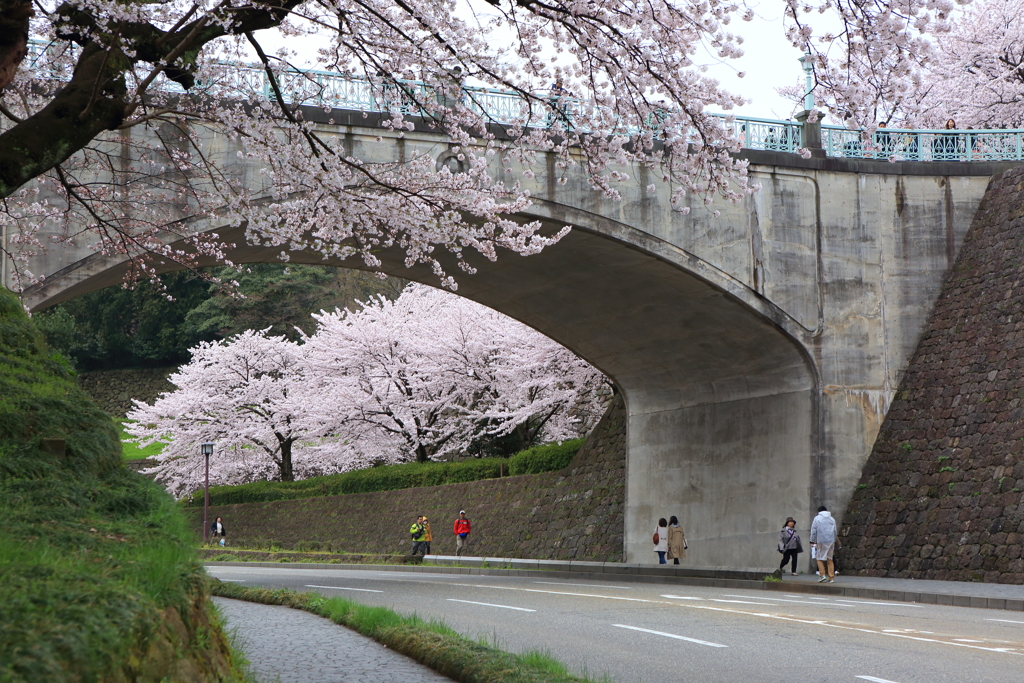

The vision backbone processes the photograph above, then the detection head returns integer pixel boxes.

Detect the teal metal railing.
[20,40,1024,162]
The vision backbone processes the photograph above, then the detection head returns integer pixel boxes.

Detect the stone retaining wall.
[841,167,1024,584]
[184,395,627,561]
[78,367,175,417]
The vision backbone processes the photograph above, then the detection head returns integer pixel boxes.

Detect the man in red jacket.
[453,510,471,557]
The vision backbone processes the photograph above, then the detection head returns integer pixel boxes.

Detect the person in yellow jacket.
[410,516,425,555]
[421,517,433,555]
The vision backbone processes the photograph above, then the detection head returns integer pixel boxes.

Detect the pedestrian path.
[213,597,455,683]
[783,572,1024,601]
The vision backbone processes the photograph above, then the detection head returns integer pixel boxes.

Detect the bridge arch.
[23,199,819,567]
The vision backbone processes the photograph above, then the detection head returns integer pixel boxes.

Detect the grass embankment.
[182,438,584,508]
[211,581,608,683]
[116,418,164,460]
[0,289,245,683]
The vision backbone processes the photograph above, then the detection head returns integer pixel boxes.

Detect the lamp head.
[200,443,214,456]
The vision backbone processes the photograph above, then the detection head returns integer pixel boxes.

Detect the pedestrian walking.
[453,510,471,557]
[422,516,433,556]
[409,515,426,555]
[667,515,687,564]
[810,505,837,582]
[777,517,803,575]
[653,517,668,564]
[210,516,226,547]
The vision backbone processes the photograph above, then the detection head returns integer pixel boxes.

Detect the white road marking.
[534,582,632,589]
[954,639,984,642]
[449,583,1024,657]
[747,597,852,608]
[306,585,383,593]
[856,676,902,683]
[612,624,727,648]
[835,599,922,608]
[988,619,1024,625]
[447,599,535,612]
[661,595,705,600]
[709,599,778,606]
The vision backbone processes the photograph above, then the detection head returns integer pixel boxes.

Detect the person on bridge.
[653,518,668,564]
[777,517,803,576]
[454,510,471,556]
[410,516,426,555]
[422,516,433,556]
[667,516,687,565]
[810,506,837,583]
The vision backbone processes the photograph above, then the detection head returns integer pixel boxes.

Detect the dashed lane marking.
[661,595,704,600]
[306,585,383,593]
[448,583,1024,656]
[988,619,1024,625]
[856,676,902,683]
[709,599,778,606]
[534,582,632,589]
[447,599,535,612]
[612,624,727,648]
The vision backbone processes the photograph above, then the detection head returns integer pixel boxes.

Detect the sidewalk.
[781,571,1024,608]
[213,597,455,683]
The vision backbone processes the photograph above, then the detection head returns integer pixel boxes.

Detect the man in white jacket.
[810,506,838,583]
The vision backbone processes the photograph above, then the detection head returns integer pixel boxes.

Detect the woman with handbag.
[653,518,669,564]
[667,516,687,565]
[777,517,803,575]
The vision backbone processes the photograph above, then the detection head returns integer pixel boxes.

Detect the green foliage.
[939,466,956,473]
[182,440,584,508]
[507,439,585,475]
[116,419,165,460]
[0,287,241,682]
[34,265,405,372]
[210,581,606,682]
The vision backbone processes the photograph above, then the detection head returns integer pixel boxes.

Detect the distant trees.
[34,265,404,371]
[127,284,609,496]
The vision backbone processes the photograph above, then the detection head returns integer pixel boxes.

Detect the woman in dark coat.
[777,517,802,575]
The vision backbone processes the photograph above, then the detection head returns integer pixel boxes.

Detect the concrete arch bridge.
[7,110,1016,571]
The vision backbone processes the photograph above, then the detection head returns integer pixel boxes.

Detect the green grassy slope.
[0,289,243,683]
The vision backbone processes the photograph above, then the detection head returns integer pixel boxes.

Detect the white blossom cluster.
[126,284,610,497]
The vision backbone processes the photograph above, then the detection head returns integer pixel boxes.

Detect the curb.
[203,560,1024,613]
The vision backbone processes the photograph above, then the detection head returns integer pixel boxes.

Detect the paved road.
[213,596,454,683]
[209,566,1024,683]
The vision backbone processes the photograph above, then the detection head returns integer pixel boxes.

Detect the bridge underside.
[25,212,816,570]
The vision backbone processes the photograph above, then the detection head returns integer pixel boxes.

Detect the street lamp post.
[798,52,815,111]
[201,443,214,544]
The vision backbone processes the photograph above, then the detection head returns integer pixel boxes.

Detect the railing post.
[796,110,825,157]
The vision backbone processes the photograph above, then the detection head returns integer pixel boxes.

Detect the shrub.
[183,439,585,508]
[508,439,585,475]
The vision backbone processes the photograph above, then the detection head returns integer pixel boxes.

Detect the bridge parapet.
[22,39,1024,163]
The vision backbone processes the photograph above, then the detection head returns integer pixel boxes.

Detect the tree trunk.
[279,438,294,481]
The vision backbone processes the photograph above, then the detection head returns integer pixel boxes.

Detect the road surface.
[207,565,1024,683]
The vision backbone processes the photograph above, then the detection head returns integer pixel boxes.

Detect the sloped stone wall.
[185,395,627,561]
[842,167,1024,584]
[78,367,175,417]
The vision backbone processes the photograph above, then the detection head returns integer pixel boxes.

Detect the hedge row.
[182,438,584,508]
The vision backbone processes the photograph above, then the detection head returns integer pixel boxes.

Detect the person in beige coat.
[667,515,687,564]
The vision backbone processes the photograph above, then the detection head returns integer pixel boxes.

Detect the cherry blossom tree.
[303,284,609,463]
[2,0,760,293]
[124,328,352,496]
[126,284,609,496]
[917,0,1024,128]
[781,0,959,127]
